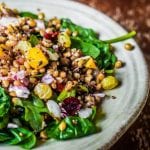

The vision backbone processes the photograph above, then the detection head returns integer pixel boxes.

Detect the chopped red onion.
[0,76,9,80]
[9,85,30,98]
[7,123,18,129]
[11,70,25,80]
[41,74,54,84]
[0,17,18,26]
[35,20,45,30]
[46,100,61,119]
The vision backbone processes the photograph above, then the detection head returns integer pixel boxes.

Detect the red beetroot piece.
[61,97,81,116]
[44,32,59,41]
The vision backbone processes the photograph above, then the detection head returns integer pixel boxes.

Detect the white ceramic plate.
[0,0,149,150]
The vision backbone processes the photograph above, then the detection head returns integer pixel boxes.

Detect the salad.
[0,3,136,149]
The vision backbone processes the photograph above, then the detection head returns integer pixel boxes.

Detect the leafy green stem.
[104,31,136,43]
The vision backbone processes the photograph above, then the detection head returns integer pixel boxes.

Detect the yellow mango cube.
[85,58,97,69]
[0,48,8,59]
[58,32,71,48]
[26,47,48,69]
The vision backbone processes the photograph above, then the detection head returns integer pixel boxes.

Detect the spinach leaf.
[71,37,100,58]
[19,133,36,149]
[19,11,38,19]
[7,127,36,149]
[7,128,33,145]
[46,116,98,140]
[0,115,9,129]
[13,97,48,132]
[31,93,44,108]
[0,127,36,149]
[0,87,10,117]
[61,18,98,40]
[57,89,76,101]
[29,34,39,47]
[0,131,12,142]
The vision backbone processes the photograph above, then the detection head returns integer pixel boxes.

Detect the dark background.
[76,0,150,149]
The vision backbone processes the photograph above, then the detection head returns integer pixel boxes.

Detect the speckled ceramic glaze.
[0,0,149,150]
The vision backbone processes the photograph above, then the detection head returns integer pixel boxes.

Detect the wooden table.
[76,0,150,149]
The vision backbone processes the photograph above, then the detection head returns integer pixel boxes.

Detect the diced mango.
[26,47,48,69]
[0,48,8,59]
[85,58,97,69]
[58,32,71,48]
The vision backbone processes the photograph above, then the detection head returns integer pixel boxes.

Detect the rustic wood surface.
[76,0,150,149]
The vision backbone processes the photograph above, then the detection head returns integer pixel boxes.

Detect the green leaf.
[46,117,98,140]
[31,93,44,108]
[19,11,38,19]
[61,18,98,40]
[0,131,12,142]
[91,107,97,120]
[71,37,100,59]
[29,34,39,47]
[0,87,10,117]
[14,96,48,132]
[24,102,44,132]
[19,132,36,149]
[0,115,9,129]
[57,89,76,101]
[78,85,89,93]
[7,128,33,145]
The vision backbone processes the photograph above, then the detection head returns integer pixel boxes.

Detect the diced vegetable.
[47,48,59,61]
[9,85,30,98]
[46,100,61,119]
[85,58,97,69]
[0,48,8,59]
[34,83,53,100]
[58,32,71,48]
[41,74,54,84]
[15,41,32,53]
[101,76,119,90]
[26,47,48,69]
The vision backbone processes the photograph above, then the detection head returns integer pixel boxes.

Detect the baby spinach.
[0,115,9,129]
[0,127,36,149]
[61,18,99,40]
[19,11,38,19]
[71,37,100,59]
[7,127,36,149]
[0,131,12,142]
[46,116,98,140]
[19,133,36,149]
[0,87,10,117]
[13,96,48,132]
[57,89,76,102]
[29,34,39,47]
